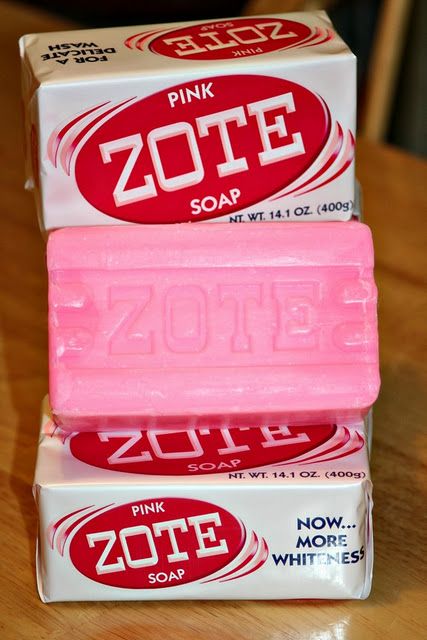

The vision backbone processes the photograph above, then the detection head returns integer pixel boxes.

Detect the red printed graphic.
[202,531,269,583]
[49,75,334,223]
[69,424,337,475]
[273,426,365,466]
[63,498,255,588]
[124,18,334,60]
[272,122,355,199]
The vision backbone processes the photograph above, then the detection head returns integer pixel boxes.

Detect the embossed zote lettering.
[51,269,374,368]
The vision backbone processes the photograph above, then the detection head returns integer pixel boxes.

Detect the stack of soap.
[20,10,380,602]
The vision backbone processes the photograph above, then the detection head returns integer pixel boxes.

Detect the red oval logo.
[74,75,330,223]
[149,18,313,61]
[69,425,336,475]
[69,497,245,588]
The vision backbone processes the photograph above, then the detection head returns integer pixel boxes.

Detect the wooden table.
[0,2,426,638]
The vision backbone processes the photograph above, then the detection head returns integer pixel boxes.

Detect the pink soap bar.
[48,222,379,431]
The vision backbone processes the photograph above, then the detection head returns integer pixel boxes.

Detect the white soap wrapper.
[20,12,356,231]
[34,401,373,602]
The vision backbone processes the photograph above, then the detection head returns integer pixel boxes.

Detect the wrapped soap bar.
[48,221,380,431]
[34,401,373,602]
[20,12,356,231]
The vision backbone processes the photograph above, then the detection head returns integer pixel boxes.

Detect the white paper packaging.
[20,12,356,231]
[34,402,373,602]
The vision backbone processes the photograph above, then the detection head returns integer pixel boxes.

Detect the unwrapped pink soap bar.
[48,222,379,431]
